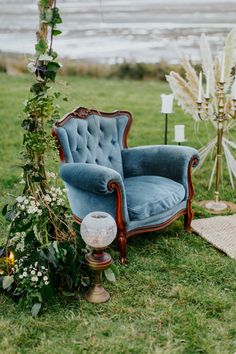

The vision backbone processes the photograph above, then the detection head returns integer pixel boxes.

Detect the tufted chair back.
[53,107,132,178]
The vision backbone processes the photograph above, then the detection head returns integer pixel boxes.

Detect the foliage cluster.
[0,0,89,316]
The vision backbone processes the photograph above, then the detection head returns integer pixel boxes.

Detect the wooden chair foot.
[184,210,194,232]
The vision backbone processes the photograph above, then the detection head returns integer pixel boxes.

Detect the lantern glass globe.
[80,212,117,249]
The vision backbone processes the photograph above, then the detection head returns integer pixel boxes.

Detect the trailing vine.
[0,0,89,316]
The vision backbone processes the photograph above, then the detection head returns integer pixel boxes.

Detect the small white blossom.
[31,276,38,282]
[23,272,27,277]
[44,194,52,203]
[45,280,50,285]
[19,274,24,279]
[24,199,29,205]
[37,272,42,277]
[34,262,38,267]
[31,270,36,275]
[47,172,57,179]
[16,196,25,203]
[27,62,37,73]
[43,276,48,281]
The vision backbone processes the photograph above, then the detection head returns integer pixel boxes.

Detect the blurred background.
[0,0,236,77]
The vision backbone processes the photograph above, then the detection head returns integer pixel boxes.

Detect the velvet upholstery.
[124,176,185,221]
[122,145,199,198]
[54,107,200,263]
[55,113,129,178]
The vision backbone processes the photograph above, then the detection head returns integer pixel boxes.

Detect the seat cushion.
[124,175,186,221]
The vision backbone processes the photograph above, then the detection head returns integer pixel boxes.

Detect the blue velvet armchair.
[53,107,199,264]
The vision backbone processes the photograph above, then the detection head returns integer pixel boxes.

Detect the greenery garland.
[0,0,89,317]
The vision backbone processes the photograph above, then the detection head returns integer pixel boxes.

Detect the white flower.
[19,274,24,279]
[34,262,38,267]
[23,267,27,271]
[31,270,36,275]
[31,276,38,282]
[44,194,52,203]
[41,266,46,270]
[45,280,50,285]
[37,272,42,277]
[24,199,29,205]
[23,272,27,277]
[16,196,25,203]
[27,62,36,73]
[57,198,64,206]
[43,276,48,281]
[20,205,26,211]
[27,206,38,214]
[47,172,57,179]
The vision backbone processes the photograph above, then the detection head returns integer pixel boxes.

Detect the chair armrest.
[60,163,123,194]
[122,145,199,191]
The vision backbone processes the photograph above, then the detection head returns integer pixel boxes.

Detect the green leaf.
[104,268,116,283]
[39,0,50,6]
[2,204,8,217]
[2,275,14,289]
[62,291,77,297]
[53,240,59,254]
[35,38,48,54]
[31,303,42,317]
[52,29,62,36]
[47,62,60,72]
[110,263,119,278]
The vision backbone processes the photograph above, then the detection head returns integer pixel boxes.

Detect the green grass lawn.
[1,73,236,354]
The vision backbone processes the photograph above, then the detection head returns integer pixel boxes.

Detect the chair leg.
[117,232,127,265]
[184,208,194,232]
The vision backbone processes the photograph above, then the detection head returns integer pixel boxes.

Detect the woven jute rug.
[191,214,236,259]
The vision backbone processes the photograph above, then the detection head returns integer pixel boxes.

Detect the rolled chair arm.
[122,145,200,194]
[60,163,123,194]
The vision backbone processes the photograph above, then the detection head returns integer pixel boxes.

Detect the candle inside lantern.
[205,70,210,99]
[232,77,236,99]
[160,94,174,114]
[174,125,185,143]
[197,72,202,103]
[8,251,14,264]
[220,52,225,83]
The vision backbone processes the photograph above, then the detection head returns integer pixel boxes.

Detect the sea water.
[0,0,235,63]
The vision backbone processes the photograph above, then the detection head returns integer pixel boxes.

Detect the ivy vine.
[0,0,89,316]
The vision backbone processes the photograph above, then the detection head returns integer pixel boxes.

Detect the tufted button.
[111,139,116,145]
[108,156,112,161]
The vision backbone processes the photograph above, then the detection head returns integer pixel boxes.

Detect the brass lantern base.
[85,284,110,304]
[198,200,236,214]
[84,250,112,304]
